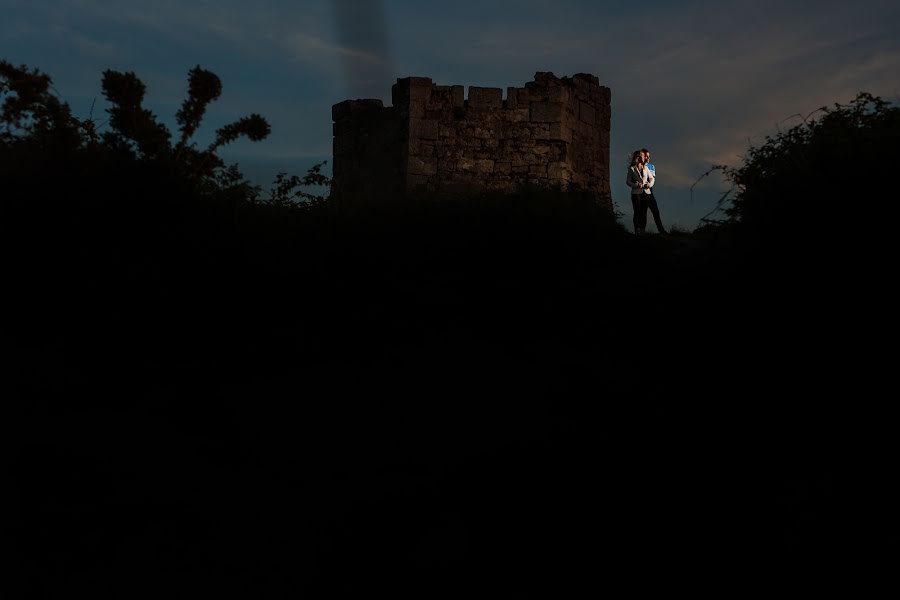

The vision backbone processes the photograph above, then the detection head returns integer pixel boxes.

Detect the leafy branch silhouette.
[2,60,328,208]
[691,92,899,232]
[101,65,270,184]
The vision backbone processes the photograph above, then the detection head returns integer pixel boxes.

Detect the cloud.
[25,0,332,60]
[282,32,388,68]
[330,0,395,100]
[72,33,118,59]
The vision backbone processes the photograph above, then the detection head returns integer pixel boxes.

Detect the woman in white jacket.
[626,149,653,234]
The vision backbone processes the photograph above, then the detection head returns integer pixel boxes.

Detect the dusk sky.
[3,0,899,229]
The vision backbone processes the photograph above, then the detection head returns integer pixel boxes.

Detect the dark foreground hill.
[4,60,896,595]
[6,187,893,597]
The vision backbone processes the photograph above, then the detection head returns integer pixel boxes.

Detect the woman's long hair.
[630,150,643,167]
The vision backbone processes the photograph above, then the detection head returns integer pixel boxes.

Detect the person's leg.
[637,194,649,233]
[631,195,643,233]
[648,193,666,234]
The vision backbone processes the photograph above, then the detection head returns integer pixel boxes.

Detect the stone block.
[511,127,532,143]
[408,155,437,176]
[517,88,546,103]
[451,85,465,107]
[532,123,552,140]
[331,99,383,121]
[599,86,611,104]
[437,158,454,173]
[388,90,426,117]
[474,159,495,173]
[332,100,354,122]
[506,108,530,122]
[549,123,573,143]
[406,76,434,88]
[506,87,519,109]
[579,101,595,125]
[357,99,385,110]
[548,161,571,179]
[392,76,433,102]
[427,86,451,111]
[392,77,431,115]
[575,119,593,140]
[487,176,513,187]
[473,126,496,139]
[409,118,438,140]
[439,123,457,138]
[598,129,610,147]
[468,86,502,108]
[546,85,571,104]
[530,102,563,123]
[410,138,436,156]
[598,104,611,125]
[573,73,600,86]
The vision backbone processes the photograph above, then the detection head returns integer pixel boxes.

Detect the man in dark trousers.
[641,149,668,234]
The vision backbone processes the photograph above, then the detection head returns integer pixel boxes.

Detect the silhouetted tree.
[2,61,271,187]
[100,65,270,186]
[1,59,337,222]
[0,60,83,149]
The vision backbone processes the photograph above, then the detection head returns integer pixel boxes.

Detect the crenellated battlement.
[331,72,611,209]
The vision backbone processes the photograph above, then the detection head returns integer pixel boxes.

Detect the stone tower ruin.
[330,72,611,210]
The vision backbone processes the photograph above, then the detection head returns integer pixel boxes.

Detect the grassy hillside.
[6,190,869,594]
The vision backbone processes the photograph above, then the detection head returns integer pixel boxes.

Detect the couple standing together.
[627,148,667,235]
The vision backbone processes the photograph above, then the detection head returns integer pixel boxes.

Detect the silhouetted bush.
[704,92,899,251]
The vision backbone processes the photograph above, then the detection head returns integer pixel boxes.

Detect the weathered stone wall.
[331,72,611,209]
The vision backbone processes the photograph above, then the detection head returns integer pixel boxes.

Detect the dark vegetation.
[5,61,897,596]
